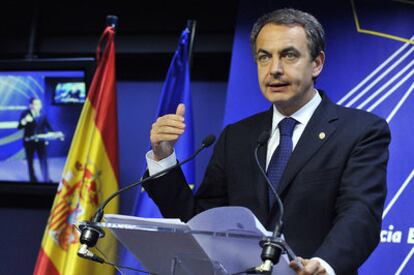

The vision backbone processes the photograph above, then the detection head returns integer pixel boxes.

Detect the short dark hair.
[250,8,325,60]
[29,97,40,104]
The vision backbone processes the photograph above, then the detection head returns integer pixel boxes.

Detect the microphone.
[78,134,216,263]
[256,130,270,146]
[253,130,285,273]
[233,131,303,275]
[254,131,284,233]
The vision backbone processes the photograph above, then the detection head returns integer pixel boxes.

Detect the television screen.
[48,78,87,104]
[0,59,95,186]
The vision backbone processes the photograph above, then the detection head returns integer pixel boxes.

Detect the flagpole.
[106,15,119,32]
[186,19,197,69]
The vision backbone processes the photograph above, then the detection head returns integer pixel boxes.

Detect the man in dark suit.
[18,97,53,182]
[143,9,390,275]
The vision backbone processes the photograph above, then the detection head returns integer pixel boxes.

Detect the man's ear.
[312,51,325,79]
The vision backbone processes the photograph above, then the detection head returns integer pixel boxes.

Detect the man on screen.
[143,9,390,275]
[18,97,53,182]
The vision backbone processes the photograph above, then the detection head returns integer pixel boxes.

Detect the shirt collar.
[271,89,322,133]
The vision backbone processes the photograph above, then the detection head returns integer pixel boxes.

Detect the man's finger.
[151,134,182,145]
[290,257,304,272]
[302,260,320,274]
[155,125,185,136]
[290,258,327,275]
[289,257,304,272]
[157,114,185,124]
[176,103,185,118]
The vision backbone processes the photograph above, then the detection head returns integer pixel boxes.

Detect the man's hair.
[250,8,325,60]
[29,97,40,104]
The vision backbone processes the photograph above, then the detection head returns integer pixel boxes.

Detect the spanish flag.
[34,25,119,275]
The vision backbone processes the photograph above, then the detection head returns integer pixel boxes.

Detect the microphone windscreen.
[257,131,270,146]
[202,135,216,148]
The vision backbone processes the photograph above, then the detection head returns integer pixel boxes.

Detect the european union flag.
[154,27,195,188]
[134,26,195,218]
[118,26,194,274]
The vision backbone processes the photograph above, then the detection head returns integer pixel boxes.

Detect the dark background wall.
[0,1,237,274]
[0,1,237,81]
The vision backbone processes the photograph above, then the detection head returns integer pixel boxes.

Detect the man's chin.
[263,95,298,115]
[264,94,290,105]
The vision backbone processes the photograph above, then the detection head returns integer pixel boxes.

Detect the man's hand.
[150,104,186,161]
[290,257,328,275]
[20,114,34,125]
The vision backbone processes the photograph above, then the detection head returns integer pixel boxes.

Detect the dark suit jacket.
[18,110,53,139]
[143,92,390,275]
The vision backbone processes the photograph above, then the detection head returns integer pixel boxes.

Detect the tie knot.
[278,117,297,137]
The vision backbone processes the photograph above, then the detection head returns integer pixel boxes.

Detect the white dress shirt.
[266,90,321,168]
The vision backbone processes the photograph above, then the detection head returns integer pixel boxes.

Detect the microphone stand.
[240,131,302,274]
[77,135,216,264]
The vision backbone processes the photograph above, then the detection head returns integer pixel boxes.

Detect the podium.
[92,207,295,275]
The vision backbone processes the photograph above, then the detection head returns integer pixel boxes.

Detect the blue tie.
[267,117,297,207]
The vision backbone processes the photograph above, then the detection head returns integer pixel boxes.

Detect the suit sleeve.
[17,111,30,129]
[143,126,230,222]
[314,118,390,274]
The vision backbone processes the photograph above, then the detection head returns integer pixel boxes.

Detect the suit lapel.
[276,93,339,196]
[251,106,273,167]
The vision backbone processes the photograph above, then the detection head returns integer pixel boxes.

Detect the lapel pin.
[319,132,326,140]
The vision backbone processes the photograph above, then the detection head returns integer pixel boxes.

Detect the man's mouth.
[267,82,290,88]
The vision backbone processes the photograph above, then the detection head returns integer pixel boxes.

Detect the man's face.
[30,99,42,113]
[255,24,324,115]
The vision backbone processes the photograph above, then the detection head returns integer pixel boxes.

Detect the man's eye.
[257,54,271,63]
[284,52,298,60]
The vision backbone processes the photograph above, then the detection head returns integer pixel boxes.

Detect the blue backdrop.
[0,71,84,182]
[224,0,413,274]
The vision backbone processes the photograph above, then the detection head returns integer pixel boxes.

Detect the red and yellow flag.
[34,26,119,275]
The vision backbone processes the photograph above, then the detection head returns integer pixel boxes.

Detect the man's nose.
[269,58,283,77]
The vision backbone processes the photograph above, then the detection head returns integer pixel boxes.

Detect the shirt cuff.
[146,150,177,176]
[312,257,336,275]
